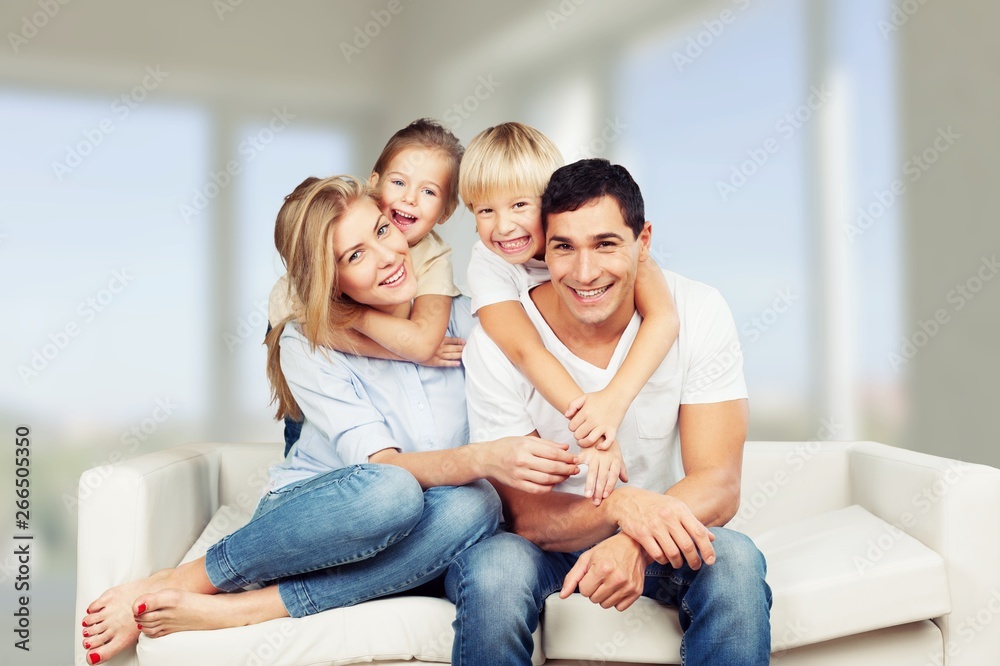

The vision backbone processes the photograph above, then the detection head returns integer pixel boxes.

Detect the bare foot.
[136,586,289,638]
[82,559,217,664]
[81,569,174,664]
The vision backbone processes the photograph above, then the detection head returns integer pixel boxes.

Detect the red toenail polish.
[137,624,142,630]
[83,631,90,637]
[89,654,101,664]
[82,620,89,627]
[84,642,91,649]
[137,603,147,614]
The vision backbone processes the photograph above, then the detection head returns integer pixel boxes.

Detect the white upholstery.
[76,441,1000,665]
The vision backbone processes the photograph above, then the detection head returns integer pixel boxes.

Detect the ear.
[637,221,652,261]
[437,201,458,226]
[368,172,380,188]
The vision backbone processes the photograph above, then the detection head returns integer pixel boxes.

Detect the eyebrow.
[548,232,626,244]
[384,171,442,190]
[337,214,387,263]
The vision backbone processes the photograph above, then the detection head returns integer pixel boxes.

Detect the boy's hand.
[576,440,628,506]
[420,337,465,368]
[565,390,630,450]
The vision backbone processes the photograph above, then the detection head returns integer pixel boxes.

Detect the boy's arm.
[568,260,679,448]
[348,294,455,365]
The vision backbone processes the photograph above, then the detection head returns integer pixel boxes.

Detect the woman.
[80,175,580,665]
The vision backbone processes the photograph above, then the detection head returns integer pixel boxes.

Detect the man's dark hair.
[541,158,645,238]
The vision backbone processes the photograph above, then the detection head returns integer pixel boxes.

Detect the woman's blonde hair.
[458,122,564,211]
[264,175,376,420]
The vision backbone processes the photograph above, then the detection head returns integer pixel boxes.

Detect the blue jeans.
[446,528,771,666]
[204,464,500,617]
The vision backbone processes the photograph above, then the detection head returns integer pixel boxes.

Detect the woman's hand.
[479,436,580,494]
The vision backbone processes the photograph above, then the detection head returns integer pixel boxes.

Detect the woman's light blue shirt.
[267,296,474,492]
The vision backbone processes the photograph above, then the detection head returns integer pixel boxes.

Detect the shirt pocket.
[632,381,681,439]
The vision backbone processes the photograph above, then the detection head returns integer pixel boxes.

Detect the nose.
[572,250,600,285]
[401,184,417,205]
[375,239,397,267]
[496,210,517,235]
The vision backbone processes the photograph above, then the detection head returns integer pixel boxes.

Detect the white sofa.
[76,441,1000,665]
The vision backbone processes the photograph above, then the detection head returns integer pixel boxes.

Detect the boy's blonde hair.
[371,118,464,220]
[265,175,374,420]
[459,122,564,211]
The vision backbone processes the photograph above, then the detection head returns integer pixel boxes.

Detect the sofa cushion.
[541,504,950,661]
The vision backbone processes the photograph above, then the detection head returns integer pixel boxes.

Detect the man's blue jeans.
[445,529,771,666]
[203,464,500,617]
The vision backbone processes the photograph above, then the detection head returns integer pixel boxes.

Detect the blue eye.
[348,250,362,262]
[377,223,390,236]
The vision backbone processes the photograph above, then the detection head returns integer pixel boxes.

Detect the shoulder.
[410,231,451,263]
[665,269,733,323]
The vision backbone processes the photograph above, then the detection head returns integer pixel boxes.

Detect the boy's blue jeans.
[445,529,772,666]
[203,464,500,617]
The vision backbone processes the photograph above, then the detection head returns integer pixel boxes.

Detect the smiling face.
[371,147,454,246]
[333,196,416,312]
[544,195,650,328]
[473,191,546,264]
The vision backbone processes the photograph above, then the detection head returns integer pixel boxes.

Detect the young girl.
[80,175,579,665]
[459,123,681,504]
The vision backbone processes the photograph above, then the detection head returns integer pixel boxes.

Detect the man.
[446,159,771,665]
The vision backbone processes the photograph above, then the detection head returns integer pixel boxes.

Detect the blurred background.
[1,0,997,662]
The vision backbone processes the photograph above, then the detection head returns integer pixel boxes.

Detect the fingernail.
[89,654,102,664]
[137,603,147,614]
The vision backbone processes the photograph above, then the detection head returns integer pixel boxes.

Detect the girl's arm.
[567,259,680,448]
[327,294,458,366]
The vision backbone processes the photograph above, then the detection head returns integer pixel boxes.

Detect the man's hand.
[560,533,650,611]
[479,436,580,494]
[564,389,630,450]
[575,439,628,505]
[608,487,716,570]
[419,336,465,368]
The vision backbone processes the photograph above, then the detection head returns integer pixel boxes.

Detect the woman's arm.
[368,436,580,492]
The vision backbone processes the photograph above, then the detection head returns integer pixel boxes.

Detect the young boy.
[459,122,680,504]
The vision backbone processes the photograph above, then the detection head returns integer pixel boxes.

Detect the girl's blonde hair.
[458,122,564,211]
[371,118,464,220]
[264,175,375,420]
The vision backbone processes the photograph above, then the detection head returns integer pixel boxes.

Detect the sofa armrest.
[75,443,231,666]
[848,441,1000,666]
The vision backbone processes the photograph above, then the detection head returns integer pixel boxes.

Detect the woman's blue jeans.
[203,464,500,617]
[445,529,771,666]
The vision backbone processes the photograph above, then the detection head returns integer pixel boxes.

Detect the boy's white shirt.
[268,230,459,324]
[466,240,551,315]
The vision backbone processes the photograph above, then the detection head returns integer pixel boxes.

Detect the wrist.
[466,441,488,479]
[602,485,638,526]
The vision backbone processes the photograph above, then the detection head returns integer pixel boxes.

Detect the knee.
[358,464,424,530]
[430,480,501,538]
[450,532,539,600]
[708,528,766,577]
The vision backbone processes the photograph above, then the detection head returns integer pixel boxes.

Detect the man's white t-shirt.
[467,240,551,315]
[463,269,748,496]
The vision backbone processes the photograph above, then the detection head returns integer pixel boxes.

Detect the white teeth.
[498,238,529,249]
[382,265,404,285]
[573,285,609,298]
[395,210,415,221]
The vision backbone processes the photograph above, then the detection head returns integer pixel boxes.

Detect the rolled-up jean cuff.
[277,577,314,618]
[204,537,253,592]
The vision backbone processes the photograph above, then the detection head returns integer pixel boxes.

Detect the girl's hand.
[576,440,628,506]
[419,337,465,368]
[564,390,630,450]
